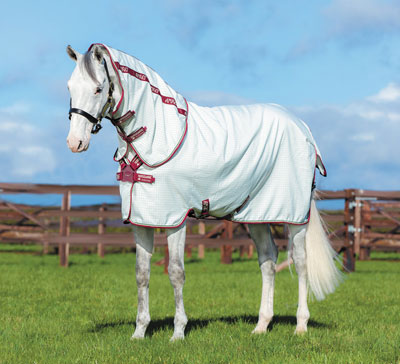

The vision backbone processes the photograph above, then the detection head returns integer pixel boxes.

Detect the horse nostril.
[78,140,83,150]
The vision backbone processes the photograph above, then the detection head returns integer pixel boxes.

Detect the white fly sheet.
[96,44,326,228]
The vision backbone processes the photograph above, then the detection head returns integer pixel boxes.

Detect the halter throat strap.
[68,60,115,134]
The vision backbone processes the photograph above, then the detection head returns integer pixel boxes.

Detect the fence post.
[198,221,205,259]
[221,220,233,264]
[59,191,71,267]
[343,189,356,272]
[354,197,362,256]
[359,201,371,260]
[97,204,106,258]
[247,244,254,258]
[43,218,50,254]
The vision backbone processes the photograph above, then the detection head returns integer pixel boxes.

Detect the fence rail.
[1,182,400,271]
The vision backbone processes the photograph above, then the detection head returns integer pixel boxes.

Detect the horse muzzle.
[67,135,89,153]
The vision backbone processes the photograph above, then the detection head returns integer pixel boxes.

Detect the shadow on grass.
[369,257,400,262]
[0,249,41,255]
[89,314,328,336]
[181,257,257,266]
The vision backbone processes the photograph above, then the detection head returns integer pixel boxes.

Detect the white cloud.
[368,82,400,103]
[333,83,400,123]
[292,82,400,189]
[0,110,57,179]
[10,146,56,177]
[183,82,400,190]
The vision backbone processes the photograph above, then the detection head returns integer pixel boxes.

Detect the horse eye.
[95,87,103,94]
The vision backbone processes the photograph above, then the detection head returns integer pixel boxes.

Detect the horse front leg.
[131,226,154,339]
[167,223,188,341]
[289,224,310,334]
[248,224,278,334]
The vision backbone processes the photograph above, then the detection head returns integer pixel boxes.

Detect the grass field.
[0,245,399,364]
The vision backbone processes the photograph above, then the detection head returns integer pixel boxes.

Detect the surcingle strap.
[200,199,210,217]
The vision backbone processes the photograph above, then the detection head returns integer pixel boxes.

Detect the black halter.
[68,60,115,134]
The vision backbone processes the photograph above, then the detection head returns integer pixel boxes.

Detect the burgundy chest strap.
[117,164,155,184]
[116,152,155,185]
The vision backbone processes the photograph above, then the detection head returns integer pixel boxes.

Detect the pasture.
[0,245,399,364]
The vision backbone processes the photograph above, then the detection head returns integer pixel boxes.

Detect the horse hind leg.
[131,226,154,339]
[167,223,188,341]
[288,224,310,334]
[248,224,278,334]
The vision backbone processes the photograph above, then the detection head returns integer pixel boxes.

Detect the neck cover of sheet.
[90,44,188,167]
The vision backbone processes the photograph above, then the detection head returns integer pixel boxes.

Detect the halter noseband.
[68,60,115,134]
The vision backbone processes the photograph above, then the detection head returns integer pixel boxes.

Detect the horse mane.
[82,51,99,84]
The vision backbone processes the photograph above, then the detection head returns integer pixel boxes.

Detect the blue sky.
[1,0,400,205]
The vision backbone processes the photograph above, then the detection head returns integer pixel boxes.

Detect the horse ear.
[92,45,104,64]
[66,45,80,62]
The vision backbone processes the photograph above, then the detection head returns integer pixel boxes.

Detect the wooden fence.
[342,189,400,262]
[1,183,399,271]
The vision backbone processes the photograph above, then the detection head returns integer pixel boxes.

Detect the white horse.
[66,44,342,341]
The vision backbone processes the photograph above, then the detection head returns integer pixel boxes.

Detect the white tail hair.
[305,199,343,300]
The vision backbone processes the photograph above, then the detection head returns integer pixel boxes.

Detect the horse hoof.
[294,327,307,335]
[170,334,185,342]
[251,326,267,334]
[131,332,145,340]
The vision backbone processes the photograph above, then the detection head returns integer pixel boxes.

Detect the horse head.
[66,45,113,152]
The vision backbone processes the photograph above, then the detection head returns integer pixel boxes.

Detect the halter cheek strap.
[68,60,115,134]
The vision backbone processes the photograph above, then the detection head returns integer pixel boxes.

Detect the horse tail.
[305,199,343,301]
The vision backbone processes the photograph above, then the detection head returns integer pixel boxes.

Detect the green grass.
[0,247,399,364]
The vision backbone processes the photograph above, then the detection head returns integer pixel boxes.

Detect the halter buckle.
[91,123,103,134]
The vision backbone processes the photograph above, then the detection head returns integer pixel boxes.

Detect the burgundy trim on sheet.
[114,61,188,117]
[126,209,310,229]
[112,143,129,163]
[126,183,134,223]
